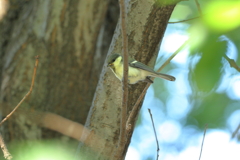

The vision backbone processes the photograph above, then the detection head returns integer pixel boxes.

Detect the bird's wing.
[129,60,156,73]
[129,59,176,81]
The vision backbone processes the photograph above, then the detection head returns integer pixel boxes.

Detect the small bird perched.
[107,53,175,84]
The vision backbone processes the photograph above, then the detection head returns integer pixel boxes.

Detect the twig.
[0,133,12,160]
[126,83,150,130]
[169,0,204,25]
[148,109,160,160]
[168,16,200,24]
[231,123,240,139]
[0,55,39,126]
[115,0,128,158]
[199,124,208,160]
[126,40,189,130]
[223,55,240,72]
[157,40,189,72]
[195,0,202,15]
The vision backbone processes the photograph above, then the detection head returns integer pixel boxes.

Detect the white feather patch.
[131,60,138,64]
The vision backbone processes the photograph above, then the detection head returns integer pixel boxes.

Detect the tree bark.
[80,1,176,159]
[0,0,117,141]
[0,0,177,159]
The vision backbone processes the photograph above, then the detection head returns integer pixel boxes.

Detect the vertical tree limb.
[82,2,177,159]
[115,0,129,159]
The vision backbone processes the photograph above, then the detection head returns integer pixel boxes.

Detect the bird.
[107,53,175,84]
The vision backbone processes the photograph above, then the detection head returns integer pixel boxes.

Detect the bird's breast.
[113,64,151,84]
[115,65,140,80]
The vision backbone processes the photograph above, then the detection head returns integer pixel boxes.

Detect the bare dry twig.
[0,133,12,160]
[0,55,39,126]
[148,109,160,160]
[115,0,129,158]
[157,40,189,72]
[169,0,202,24]
[199,124,208,160]
[126,83,150,130]
[168,16,200,24]
[223,55,240,72]
[231,123,240,139]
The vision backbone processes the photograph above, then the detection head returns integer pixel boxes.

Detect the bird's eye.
[112,59,115,63]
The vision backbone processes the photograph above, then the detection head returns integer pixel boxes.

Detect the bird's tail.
[150,72,176,81]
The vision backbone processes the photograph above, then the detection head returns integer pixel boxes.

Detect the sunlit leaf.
[11,141,73,160]
[203,1,240,32]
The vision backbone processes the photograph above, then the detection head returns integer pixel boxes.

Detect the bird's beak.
[107,63,112,67]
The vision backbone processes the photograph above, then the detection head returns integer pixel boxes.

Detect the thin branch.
[157,40,189,72]
[231,123,240,139]
[169,0,203,25]
[199,124,208,160]
[195,0,202,15]
[0,133,12,160]
[223,55,240,72]
[126,40,189,131]
[168,16,200,24]
[0,55,39,126]
[148,109,160,160]
[115,0,128,158]
[126,83,150,130]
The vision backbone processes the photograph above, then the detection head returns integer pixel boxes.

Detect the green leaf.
[203,1,240,32]
[190,37,226,92]
[188,93,230,129]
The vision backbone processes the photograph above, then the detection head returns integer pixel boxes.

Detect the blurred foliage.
[128,1,240,159]
[226,27,240,65]
[130,1,240,159]
[188,93,230,129]
[173,0,239,131]
[154,0,240,133]
[203,1,240,32]
[7,140,75,160]
[191,37,226,92]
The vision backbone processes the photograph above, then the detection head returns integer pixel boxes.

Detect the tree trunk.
[80,1,176,159]
[0,0,117,141]
[0,0,177,159]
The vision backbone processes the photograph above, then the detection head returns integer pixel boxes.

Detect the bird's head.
[107,53,121,68]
